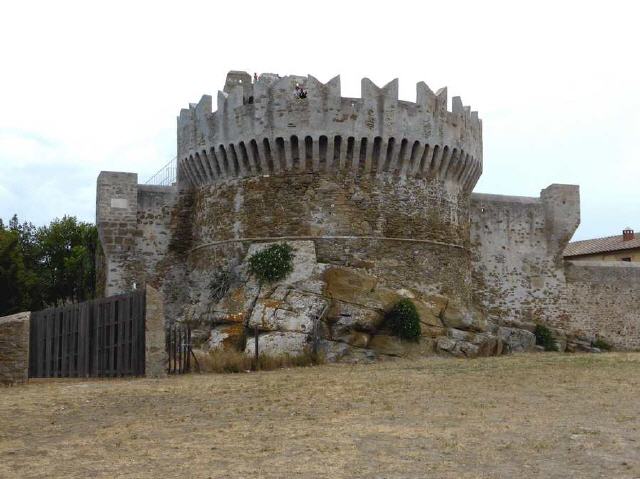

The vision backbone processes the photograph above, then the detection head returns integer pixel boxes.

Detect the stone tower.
[97,70,640,356]
[175,71,482,306]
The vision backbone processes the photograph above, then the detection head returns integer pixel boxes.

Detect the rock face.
[244,332,309,357]
[248,289,328,334]
[498,327,536,353]
[185,240,551,363]
[207,324,245,351]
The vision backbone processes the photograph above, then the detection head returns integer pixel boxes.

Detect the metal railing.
[145,157,177,186]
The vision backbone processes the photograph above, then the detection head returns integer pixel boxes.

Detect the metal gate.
[166,324,193,375]
[28,290,146,378]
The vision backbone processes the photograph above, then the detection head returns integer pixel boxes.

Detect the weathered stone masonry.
[471,186,640,350]
[96,70,640,355]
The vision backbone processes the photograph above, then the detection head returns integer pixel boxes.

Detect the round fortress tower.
[177,71,482,304]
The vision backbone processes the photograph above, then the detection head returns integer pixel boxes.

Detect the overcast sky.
[1,0,638,240]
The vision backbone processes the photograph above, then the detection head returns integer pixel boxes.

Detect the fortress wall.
[96,172,140,295]
[97,173,178,297]
[563,261,640,350]
[177,75,482,190]
[185,172,473,308]
[470,185,580,328]
[136,185,178,279]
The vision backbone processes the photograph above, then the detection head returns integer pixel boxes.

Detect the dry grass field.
[1,353,639,478]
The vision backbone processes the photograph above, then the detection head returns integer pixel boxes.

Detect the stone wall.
[97,172,179,298]
[145,286,168,378]
[0,312,30,385]
[564,261,640,350]
[185,172,474,312]
[470,184,580,327]
[96,171,140,296]
[470,184,640,350]
[177,72,482,191]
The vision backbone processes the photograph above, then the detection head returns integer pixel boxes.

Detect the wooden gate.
[166,324,193,374]
[28,290,146,378]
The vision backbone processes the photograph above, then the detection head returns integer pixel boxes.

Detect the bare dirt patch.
[1,353,640,478]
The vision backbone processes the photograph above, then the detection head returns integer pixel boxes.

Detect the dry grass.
[196,349,322,373]
[1,353,640,478]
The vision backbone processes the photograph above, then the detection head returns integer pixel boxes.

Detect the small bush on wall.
[534,324,557,351]
[385,299,421,341]
[592,338,612,351]
[248,243,294,283]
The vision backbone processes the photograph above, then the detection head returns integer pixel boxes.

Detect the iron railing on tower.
[145,157,177,186]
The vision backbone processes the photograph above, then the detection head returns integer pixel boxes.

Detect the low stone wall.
[564,261,640,350]
[145,286,168,378]
[0,312,30,386]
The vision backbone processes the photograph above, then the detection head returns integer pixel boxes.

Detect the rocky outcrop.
[244,331,310,357]
[187,240,555,363]
[497,327,536,353]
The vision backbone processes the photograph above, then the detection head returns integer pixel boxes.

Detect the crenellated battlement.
[177,71,483,191]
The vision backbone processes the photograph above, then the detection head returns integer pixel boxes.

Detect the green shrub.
[534,324,557,351]
[385,299,421,341]
[248,243,294,283]
[592,338,612,351]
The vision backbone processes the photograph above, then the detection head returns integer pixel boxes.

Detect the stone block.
[318,340,377,364]
[368,334,406,356]
[335,331,371,348]
[145,286,168,378]
[247,290,328,333]
[329,301,383,336]
[497,327,536,353]
[207,324,245,351]
[245,331,310,357]
[442,302,487,332]
[0,312,30,386]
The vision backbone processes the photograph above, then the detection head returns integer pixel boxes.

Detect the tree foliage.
[0,214,99,316]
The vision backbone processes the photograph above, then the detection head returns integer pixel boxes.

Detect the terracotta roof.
[564,232,640,257]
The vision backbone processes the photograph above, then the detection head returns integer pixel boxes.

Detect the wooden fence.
[28,290,146,378]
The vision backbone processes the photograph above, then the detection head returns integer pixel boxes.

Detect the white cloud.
[0,0,639,238]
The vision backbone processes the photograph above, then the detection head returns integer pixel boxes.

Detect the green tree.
[0,214,99,315]
[37,216,98,305]
[0,228,30,315]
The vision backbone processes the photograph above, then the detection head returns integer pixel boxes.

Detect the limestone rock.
[436,336,457,353]
[421,325,447,338]
[456,341,480,358]
[402,337,437,357]
[436,336,482,358]
[247,290,328,334]
[319,340,377,364]
[441,303,487,332]
[471,333,501,357]
[498,327,536,353]
[329,301,383,336]
[323,267,378,306]
[335,331,371,348]
[210,281,260,324]
[368,334,406,356]
[207,324,245,351]
[447,328,475,342]
[244,331,310,357]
